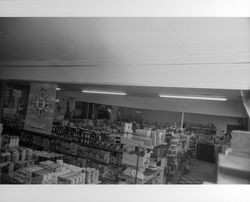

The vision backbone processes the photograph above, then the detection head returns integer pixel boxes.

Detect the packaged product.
[11,150,19,162]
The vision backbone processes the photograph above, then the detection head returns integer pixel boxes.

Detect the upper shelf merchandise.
[184,122,217,134]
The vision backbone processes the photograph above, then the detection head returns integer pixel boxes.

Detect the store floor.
[179,158,217,184]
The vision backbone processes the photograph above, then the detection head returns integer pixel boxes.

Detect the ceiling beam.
[1,64,250,90]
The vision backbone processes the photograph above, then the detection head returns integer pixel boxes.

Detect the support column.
[181,112,185,129]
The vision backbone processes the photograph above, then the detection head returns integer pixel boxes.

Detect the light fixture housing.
[56,87,61,91]
[159,94,227,101]
[82,90,127,96]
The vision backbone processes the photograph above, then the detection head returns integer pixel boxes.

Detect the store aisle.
[179,158,217,184]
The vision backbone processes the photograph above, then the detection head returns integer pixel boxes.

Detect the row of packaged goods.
[20,132,121,165]
[51,126,122,152]
[0,147,33,163]
[51,120,201,150]
[0,135,19,149]
[53,121,168,148]
[53,118,123,136]
[184,122,217,134]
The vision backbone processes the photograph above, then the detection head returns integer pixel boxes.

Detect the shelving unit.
[2,125,123,184]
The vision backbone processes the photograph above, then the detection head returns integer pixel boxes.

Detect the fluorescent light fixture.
[159,94,227,101]
[82,90,127,96]
[135,111,141,114]
[55,99,60,103]
[56,87,61,91]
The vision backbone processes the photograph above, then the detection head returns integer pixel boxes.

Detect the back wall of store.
[118,107,242,131]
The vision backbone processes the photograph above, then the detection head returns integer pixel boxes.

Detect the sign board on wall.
[24,83,56,135]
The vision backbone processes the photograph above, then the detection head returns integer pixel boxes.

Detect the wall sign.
[24,83,56,135]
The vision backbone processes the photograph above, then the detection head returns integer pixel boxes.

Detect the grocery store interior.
[0,18,250,184]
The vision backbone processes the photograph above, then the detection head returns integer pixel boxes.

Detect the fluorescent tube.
[82,90,127,96]
[159,94,227,101]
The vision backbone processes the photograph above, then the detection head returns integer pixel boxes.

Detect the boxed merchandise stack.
[134,129,166,147]
[133,129,152,146]
[122,127,166,148]
[217,130,250,184]
[123,122,133,138]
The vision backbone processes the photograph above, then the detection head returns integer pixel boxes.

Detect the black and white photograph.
[0,1,250,202]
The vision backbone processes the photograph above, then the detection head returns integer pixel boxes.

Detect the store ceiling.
[0,18,250,64]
